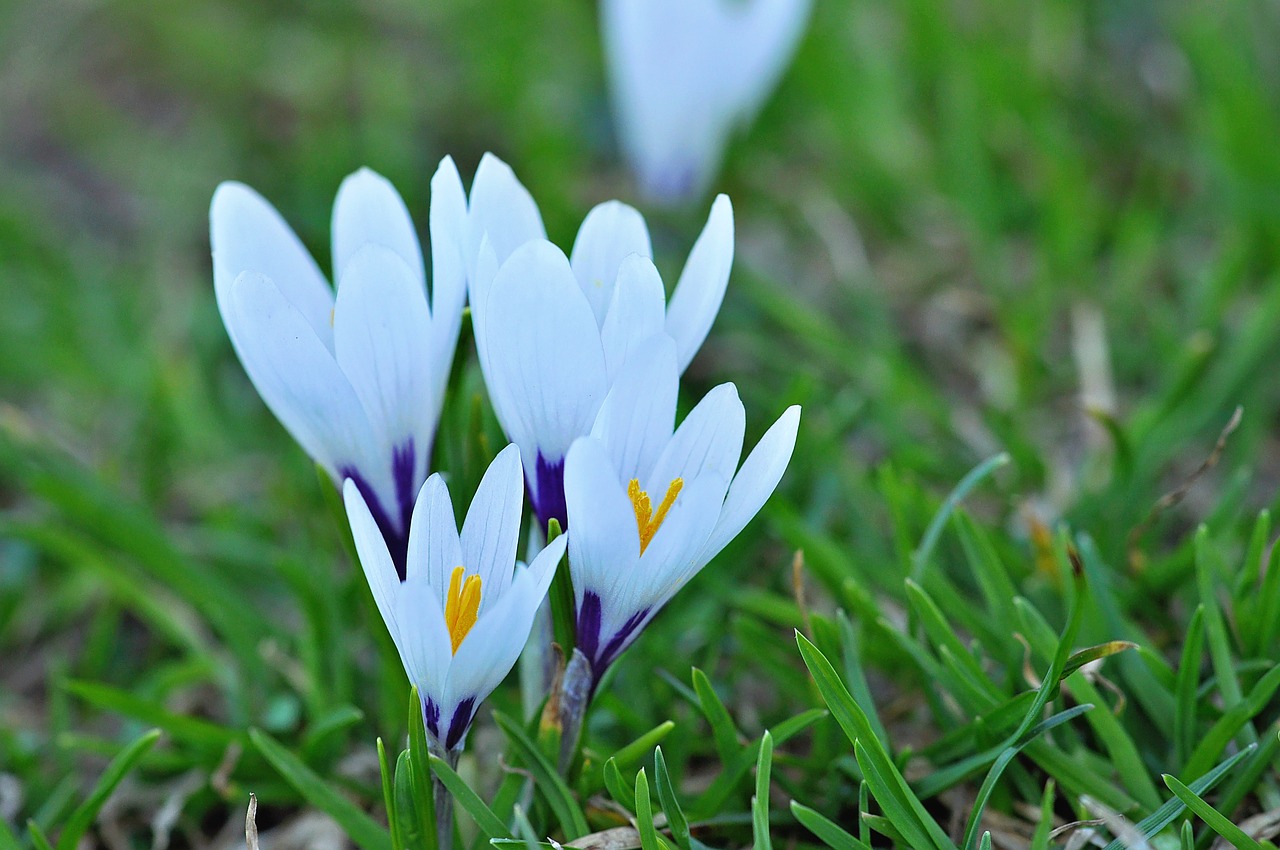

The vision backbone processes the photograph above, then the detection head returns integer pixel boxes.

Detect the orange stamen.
[444,565,482,653]
[628,477,683,554]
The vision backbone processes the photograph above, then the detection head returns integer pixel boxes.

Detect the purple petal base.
[532,452,569,533]
[575,590,649,687]
[340,439,419,581]
[422,694,478,752]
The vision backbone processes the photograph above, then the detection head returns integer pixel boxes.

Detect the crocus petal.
[427,157,469,405]
[590,334,678,483]
[460,445,524,607]
[569,200,653,325]
[393,576,453,707]
[621,472,724,612]
[331,167,426,287]
[346,478,450,700]
[665,195,733,373]
[343,479,402,644]
[443,536,564,712]
[210,182,334,351]
[722,0,813,127]
[332,245,436,460]
[479,241,609,473]
[695,404,800,567]
[564,437,642,602]
[466,153,546,277]
[228,272,374,482]
[405,473,465,602]
[646,382,745,492]
[600,255,669,381]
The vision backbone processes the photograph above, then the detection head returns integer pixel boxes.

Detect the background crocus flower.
[210,160,467,577]
[344,445,565,753]
[601,0,812,202]
[464,156,735,532]
[562,337,801,679]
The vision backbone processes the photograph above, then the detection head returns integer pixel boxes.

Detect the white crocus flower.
[464,155,735,531]
[210,160,467,578]
[345,445,566,752]
[601,0,812,202]
[562,336,800,679]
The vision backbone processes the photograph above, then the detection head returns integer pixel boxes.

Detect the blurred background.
[5,0,1280,844]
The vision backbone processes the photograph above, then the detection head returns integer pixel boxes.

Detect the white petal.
[427,157,469,406]
[665,195,733,372]
[394,577,453,706]
[478,241,609,469]
[331,167,426,287]
[723,0,813,126]
[613,470,725,629]
[569,200,653,325]
[459,445,524,608]
[466,153,546,276]
[343,479,402,642]
[647,382,745,492]
[211,182,334,351]
[590,335,678,483]
[564,437,640,603]
[346,478,451,697]
[599,255,669,381]
[405,473,465,603]
[229,272,374,482]
[332,245,437,468]
[695,404,800,567]
[443,539,562,709]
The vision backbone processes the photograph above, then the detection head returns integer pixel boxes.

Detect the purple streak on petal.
[340,438,418,581]
[575,591,603,670]
[423,695,441,741]
[597,607,649,673]
[532,452,568,533]
[575,590,650,685]
[444,696,476,750]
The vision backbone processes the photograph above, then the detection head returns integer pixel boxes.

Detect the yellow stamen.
[444,565,482,653]
[628,477,683,555]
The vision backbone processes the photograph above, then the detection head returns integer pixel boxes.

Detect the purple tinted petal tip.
[575,590,649,686]
[444,696,476,750]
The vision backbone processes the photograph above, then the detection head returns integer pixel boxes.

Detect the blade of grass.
[752,732,773,850]
[428,755,514,841]
[790,801,874,850]
[54,729,160,850]
[1162,774,1261,850]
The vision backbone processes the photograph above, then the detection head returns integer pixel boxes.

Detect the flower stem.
[433,746,459,850]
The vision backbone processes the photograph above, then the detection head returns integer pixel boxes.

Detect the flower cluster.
[211,153,800,756]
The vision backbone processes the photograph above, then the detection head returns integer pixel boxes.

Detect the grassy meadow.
[4,0,1280,846]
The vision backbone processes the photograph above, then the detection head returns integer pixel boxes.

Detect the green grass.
[4,0,1280,846]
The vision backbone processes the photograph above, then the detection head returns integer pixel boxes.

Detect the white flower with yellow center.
[210,160,467,579]
[344,445,566,752]
[601,0,811,202]
[563,337,800,679]
[463,155,735,532]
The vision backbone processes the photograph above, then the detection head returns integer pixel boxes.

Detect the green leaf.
[1175,606,1206,767]
[55,728,160,850]
[691,668,741,763]
[752,732,774,850]
[429,755,513,841]
[790,801,874,850]
[609,721,676,770]
[911,453,1009,582]
[249,728,391,850]
[1100,744,1256,850]
[406,688,438,850]
[1162,774,1262,850]
[546,518,576,656]
[653,748,690,850]
[377,739,404,850]
[63,680,241,752]
[635,768,662,850]
[493,712,589,839]
[797,631,955,850]
[394,752,427,850]
[604,758,637,811]
[1029,781,1055,850]
[1183,663,1280,777]
[27,822,54,850]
